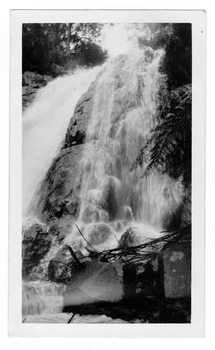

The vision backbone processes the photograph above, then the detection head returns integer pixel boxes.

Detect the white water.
[22,47,185,321]
[22,67,101,217]
[63,48,184,255]
[22,281,65,316]
[78,48,183,231]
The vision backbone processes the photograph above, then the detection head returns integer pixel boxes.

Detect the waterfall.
[22,47,185,319]
[79,49,164,225]
[63,48,184,252]
[22,66,102,217]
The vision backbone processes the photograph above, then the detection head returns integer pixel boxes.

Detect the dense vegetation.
[132,24,192,186]
[22,23,108,75]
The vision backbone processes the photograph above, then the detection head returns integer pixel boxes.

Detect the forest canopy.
[22,23,108,75]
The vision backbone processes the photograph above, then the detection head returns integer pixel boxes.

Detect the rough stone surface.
[22,220,52,278]
[118,227,142,248]
[47,245,85,283]
[63,81,96,149]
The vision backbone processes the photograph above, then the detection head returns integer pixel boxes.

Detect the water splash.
[22,281,65,316]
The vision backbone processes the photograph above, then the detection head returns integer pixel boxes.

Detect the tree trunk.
[67,245,82,267]
[66,23,71,57]
[157,253,166,301]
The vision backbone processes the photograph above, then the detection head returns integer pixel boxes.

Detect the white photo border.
[9,9,206,337]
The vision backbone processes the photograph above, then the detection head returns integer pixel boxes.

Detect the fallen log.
[66,245,82,267]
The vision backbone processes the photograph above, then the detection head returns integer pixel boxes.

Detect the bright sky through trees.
[101,24,135,56]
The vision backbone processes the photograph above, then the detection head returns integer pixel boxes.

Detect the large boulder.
[22,71,46,85]
[118,223,162,248]
[22,220,52,278]
[47,245,85,283]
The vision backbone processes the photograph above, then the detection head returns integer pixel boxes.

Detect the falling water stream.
[22,47,184,323]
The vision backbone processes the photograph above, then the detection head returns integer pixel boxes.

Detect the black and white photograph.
[9,9,205,337]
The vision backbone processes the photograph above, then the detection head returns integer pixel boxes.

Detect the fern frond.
[131,84,191,184]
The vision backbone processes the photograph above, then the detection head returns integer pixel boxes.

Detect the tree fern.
[131,84,191,184]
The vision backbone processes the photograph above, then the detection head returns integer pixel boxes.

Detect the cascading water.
[22,281,65,316]
[22,46,185,322]
[65,48,184,252]
[79,49,165,226]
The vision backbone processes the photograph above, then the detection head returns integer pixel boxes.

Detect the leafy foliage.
[131,84,192,184]
[71,40,108,67]
[135,23,192,89]
[163,24,192,89]
[136,23,174,50]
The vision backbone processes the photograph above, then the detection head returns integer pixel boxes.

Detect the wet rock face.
[47,246,85,283]
[118,227,139,248]
[22,221,52,278]
[34,81,96,224]
[63,82,96,149]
